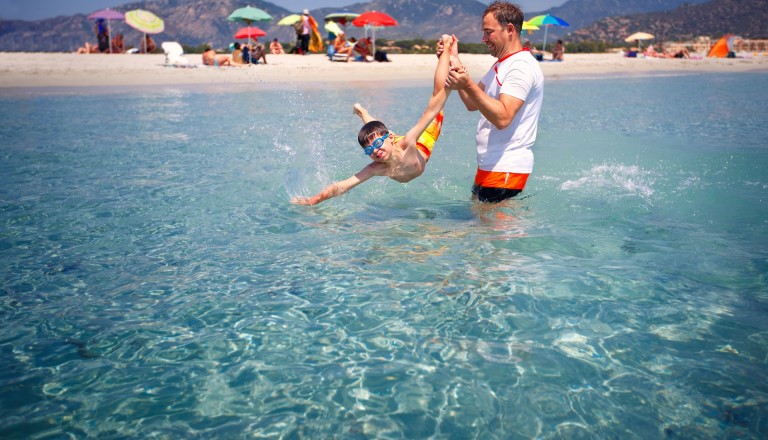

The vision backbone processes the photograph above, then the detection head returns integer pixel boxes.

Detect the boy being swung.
[291,34,459,206]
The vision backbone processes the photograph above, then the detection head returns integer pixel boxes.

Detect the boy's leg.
[416,111,443,161]
[433,34,454,97]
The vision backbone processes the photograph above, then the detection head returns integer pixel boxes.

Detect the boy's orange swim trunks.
[416,111,444,160]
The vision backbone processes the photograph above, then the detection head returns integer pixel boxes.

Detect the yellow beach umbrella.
[522,21,539,30]
[522,21,539,34]
[125,9,164,34]
[277,14,302,26]
[325,20,343,37]
[124,9,164,54]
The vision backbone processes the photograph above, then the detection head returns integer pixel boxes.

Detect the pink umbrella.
[87,8,125,53]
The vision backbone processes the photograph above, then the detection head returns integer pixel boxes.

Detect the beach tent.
[708,34,739,57]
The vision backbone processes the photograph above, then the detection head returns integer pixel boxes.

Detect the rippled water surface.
[1,73,767,439]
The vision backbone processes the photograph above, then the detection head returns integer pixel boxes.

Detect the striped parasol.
[125,9,164,54]
[125,9,165,34]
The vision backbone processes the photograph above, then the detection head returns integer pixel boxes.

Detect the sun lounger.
[331,53,350,62]
[162,42,192,67]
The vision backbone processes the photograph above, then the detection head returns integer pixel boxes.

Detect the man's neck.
[497,41,523,60]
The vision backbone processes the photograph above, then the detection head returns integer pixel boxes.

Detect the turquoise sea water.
[1,72,767,439]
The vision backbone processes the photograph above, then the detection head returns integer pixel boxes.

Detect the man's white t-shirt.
[476,50,544,174]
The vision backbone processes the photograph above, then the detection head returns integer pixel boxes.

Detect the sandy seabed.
[0,52,766,90]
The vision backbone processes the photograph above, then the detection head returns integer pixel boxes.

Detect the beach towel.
[308,16,323,54]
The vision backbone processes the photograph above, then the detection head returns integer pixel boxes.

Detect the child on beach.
[291,34,458,206]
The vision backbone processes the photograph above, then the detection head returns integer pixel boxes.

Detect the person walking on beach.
[291,35,459,206]
[440,1,544,203]
[300,9,312,55]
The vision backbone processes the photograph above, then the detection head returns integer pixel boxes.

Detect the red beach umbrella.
[352,11,397,27]
[234,26,267,40]
[352,11,398,54]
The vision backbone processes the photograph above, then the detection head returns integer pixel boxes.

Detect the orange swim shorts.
[415,111,444,160]
[474,168,529,190]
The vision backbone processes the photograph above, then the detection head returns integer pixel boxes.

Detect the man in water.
[291,35,459,206]
[440,1,544,203]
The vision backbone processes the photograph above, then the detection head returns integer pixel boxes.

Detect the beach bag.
[374,50,389,62]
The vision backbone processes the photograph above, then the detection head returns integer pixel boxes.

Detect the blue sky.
[0,0,566,20]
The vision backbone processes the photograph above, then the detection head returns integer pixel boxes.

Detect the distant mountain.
[0,0,488,53]
[0,0,762,53]
[0,0,293,53]
[570,0,768,43]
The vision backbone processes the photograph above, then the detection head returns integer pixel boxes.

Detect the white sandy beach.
[0,52,766,89]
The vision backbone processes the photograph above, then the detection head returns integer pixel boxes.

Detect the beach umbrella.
[522,20,539,36]
[324,21,344,39]
[277,14,303,48]
[228,6,272,25]
[325,12,359,34]
[325,12,360,25]
[124,9,164,53]
[625,32,654,51]
[277,14,302,26]
[527,14,569,51]
[522,21,539,31]
[228,6,271,46]
[234,26,267,40]
[352,11,398,54]
[87,8,124,54]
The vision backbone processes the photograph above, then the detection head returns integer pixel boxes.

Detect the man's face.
[481,14,511,58]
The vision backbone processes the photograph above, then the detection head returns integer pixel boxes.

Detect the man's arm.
[448,69,523,130]
[455,75,482,112]
[291,164,380,206]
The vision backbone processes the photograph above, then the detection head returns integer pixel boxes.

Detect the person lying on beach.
[645,44,690,59]
[202,48,233,66]
[291,34,459,206]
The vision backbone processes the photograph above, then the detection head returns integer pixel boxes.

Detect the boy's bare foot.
[441,34,462,69]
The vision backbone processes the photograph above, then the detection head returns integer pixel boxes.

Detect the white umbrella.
[625,32,654,51]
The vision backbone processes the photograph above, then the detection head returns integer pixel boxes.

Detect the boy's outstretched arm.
[290,164,379,206]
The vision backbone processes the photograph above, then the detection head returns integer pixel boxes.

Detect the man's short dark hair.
[484,1,524,35]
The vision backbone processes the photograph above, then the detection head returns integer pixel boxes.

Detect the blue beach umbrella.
[527,14,569,52]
